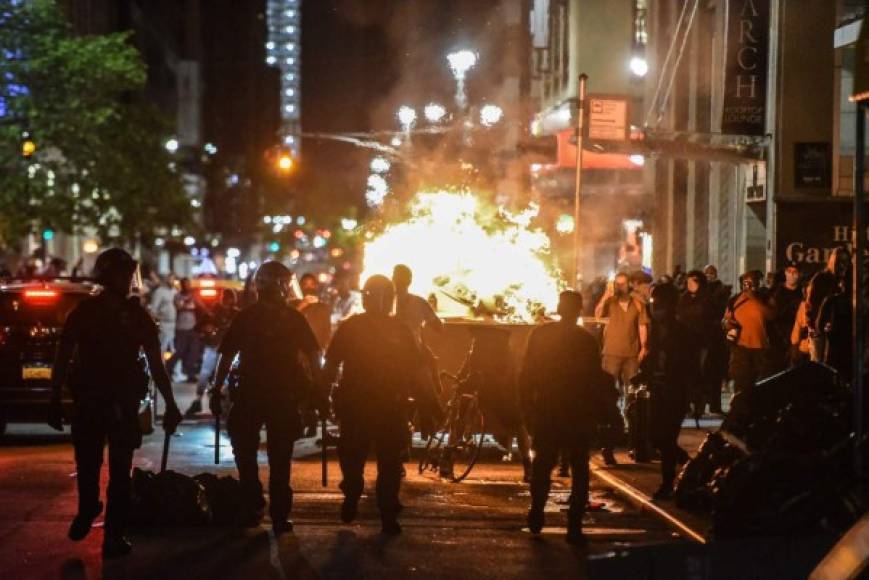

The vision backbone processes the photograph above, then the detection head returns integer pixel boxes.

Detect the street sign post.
[586,94,630,143]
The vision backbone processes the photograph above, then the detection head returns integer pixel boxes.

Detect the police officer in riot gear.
[48,248,183,558]
[324,274,427,535]
[520,290,609,544]
[210,261,323,534]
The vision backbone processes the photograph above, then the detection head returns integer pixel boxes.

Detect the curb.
[589,460,708,545]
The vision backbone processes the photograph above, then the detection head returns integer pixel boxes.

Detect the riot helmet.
[92,248,139,296]
[254,260,297,302]
[362,275,395,316]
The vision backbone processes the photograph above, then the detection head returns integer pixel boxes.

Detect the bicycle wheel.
[418,428,447,474]
[450,396,485,483]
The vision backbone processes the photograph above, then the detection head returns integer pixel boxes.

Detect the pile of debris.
[674,363,866,538]
[129,469,244,526]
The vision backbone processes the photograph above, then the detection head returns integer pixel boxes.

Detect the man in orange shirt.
[724,271,773,393]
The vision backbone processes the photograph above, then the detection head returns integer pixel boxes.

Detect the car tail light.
[24,289,59,304]
[199,288,219,300]
[199,279,216,288]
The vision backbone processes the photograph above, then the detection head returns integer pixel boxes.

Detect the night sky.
[298,0,504,218]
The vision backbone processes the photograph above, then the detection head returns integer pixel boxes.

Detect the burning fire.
[361,190,563,322]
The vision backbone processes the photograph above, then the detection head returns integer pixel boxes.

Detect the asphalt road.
[0,394,683,580]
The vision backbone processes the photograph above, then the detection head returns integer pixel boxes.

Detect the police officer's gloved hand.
[208,387,223,417]
[47,394,64,432]
[163,403,183,435]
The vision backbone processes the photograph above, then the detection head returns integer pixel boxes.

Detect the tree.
[0,0,191,248]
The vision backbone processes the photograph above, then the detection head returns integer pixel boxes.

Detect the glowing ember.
[362,190,563,322]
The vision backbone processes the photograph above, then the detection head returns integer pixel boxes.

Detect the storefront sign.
[794,142,832,188]
[777,201,869,273]
[721,0,770,136]
[586,95,629,142]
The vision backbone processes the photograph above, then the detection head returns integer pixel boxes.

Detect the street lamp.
[629,56,649,78]
[164,138,179,153]
[397,106,417,131]
[277,152,294,173]
[447,50,478,110]
[480,104,504,127]
[370,156,391,173]
[424,103,447,123]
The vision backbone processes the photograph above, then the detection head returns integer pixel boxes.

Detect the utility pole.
[572,74,588,290]
[853,99,866,479]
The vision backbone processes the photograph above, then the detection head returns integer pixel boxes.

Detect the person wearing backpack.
[209,261,325,534]
[48,248,183,558]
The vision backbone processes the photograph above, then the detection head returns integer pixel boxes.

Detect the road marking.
[590,466,707,544]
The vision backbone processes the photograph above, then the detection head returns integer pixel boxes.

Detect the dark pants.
[169,329,200,379]
[530,428,590,525]
[704,337,729,412]
[337,413,405,518]
[227,399,298,521]
[729,345,770,393]
[71,401,140,537]
[651,394,687,487]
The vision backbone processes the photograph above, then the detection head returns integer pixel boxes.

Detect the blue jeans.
[196,346,219,396]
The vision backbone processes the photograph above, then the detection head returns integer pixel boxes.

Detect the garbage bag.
[129,468,211,526]
[674,432,744,510]
[193,473,244,525]
[711,451,840,539]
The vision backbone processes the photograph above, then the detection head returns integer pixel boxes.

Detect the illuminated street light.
[397,106,417,131]
[447,50,478,80]
[277,152,294,172]
[424,103,447,123]
[390,136,402,148]
[164,138,179,153]
[629,154,646,166]
[630,56,649,77]
[367,174,389,196]
[480,104,504,127]
[370,156,391,173]
[447,50,478,111]
[341,218,358,231]
[556,214,575,235]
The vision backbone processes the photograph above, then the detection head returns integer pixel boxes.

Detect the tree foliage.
[0,0,190,248]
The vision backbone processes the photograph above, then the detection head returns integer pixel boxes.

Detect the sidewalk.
[589,418,723,543]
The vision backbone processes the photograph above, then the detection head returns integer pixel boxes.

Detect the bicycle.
[418,371,486,483]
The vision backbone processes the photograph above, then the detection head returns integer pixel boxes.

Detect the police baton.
[214,410,221,465]
[160,431,171,473]
[320,418,328,487]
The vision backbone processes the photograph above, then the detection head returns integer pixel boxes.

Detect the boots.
[527,507,545,534]
[601,447,618,466]
[68,501,103,541]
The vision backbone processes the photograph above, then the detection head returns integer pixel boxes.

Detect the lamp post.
[447,50,477,112]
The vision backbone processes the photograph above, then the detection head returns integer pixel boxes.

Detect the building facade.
[643,0,866,286]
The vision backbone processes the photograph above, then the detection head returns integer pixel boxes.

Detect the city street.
[0,386,682,580]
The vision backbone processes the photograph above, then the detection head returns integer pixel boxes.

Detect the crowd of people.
[46,245,861,556]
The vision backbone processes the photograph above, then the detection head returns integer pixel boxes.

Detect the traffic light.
[276,152,294,173]
[42,228,54,241]
[21,132,36,159]
[268,241,280,253]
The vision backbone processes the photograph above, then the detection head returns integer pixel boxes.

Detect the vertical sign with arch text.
[721,0,770,136]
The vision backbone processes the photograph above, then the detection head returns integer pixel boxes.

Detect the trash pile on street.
[129,468,244,526]
[674,362,866,538]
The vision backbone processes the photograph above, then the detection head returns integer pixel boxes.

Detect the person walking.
[641,282,691,499]
[48,248,183,558]
[209,262,324,534]
[594,271,649,464]
[148,274,177,358]
[520,290,612,544]
[168,278,203,382]
[724,271,773,393]
[185,289,239,417]
[324,275,431,534]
